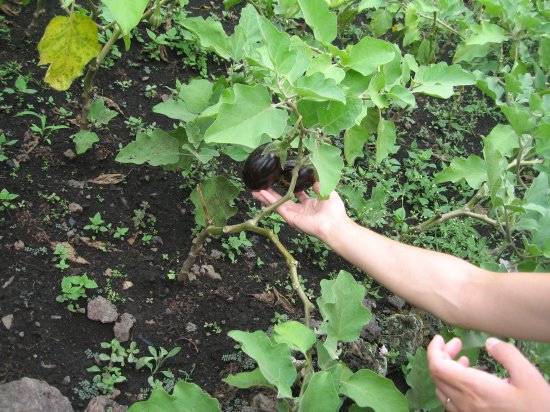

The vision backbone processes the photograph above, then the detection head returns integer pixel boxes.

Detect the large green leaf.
[72,131,99,155]
[37,14,101,91]
[128,380,221,411]
[317,271,371,358]
[464,23,507,46]
[319,94,362,135]
[115,129,180,166]
[344,125,370,165]
[500,105,537,135]
[190,176,240,227]
[178,79,214,114]
[484,124,518,157]
[227,330,296,398]
[224,368,272,389]
[153,99,197,122]
[102,0,148,37]
[413,62,476,98]
[294,73,346,103]
[347,36,395,76]
[297,0,337,44]
[375,118,397,165]
[304,138,344,199]
[307,54,345,83]
[299,371,341,412]
[179,16,231,59]
[273,321,317,355]
[204,84,288,148]
[405,348,441,410]
[340,369,407,412]
[434,155,487,189]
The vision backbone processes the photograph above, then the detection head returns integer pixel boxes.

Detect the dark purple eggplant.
[242,144,282,190]
[280,160,316,192]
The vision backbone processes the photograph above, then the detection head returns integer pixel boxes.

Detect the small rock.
[69,202,83,214]
[113,313,136,343]
[6,158,19,169]
[13,240,25,251]
[362,297,377,311]
[0,377,74,412]
[61,376,71,386]
[150,236,163,245]
[68,217,77,228]
[87,297,119,323]
[251,393,277,412]
[388,295,406,310]
[84,395,127,412]
[200,264,221,281]
[67,180,85,189]
[361,316,381,342]
[190,264,200,276]
[18,331,24,338]
[164,308,173,315]
[268,262,278,269]
[210,249,222,259]
[63,149,76,160]
[122,281,133,290]
[35,321,40,327]
[244,248,256,259]
[2,314,14,330]
[104,268,112,277]
[51,315,62,320]
[185,322,197,333]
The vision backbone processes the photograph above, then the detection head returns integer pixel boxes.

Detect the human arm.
[253,186,550,342]
[427,335,550,411]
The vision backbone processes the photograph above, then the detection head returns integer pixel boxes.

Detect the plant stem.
[25,0,46,37]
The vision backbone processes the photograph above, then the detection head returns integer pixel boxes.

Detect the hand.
[427,335,550,411]
[252,183,350,241]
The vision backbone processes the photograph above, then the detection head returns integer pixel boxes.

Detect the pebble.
[63,149,76,160]
[388,295,406,310]
[69,202,83,214]
[51,315,62,320]
[13,240,25,251]
[18,331,24,338]
[61,376,71,386]
[35,321,40,327]
[2,314,14,330]
[67,180,85,189]
[185,322,197,332]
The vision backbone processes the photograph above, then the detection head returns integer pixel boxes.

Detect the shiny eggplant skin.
[242,144,282,190]
[280,160,315,192]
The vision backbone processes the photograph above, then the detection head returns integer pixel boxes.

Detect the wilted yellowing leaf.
[38,14,101,91]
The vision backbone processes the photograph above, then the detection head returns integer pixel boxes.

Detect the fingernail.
[486,337,501,349]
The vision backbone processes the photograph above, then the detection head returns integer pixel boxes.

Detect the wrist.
[318,215,356,249]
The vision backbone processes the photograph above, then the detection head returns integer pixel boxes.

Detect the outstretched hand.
[252,183,350,241]
[427,335,550,411]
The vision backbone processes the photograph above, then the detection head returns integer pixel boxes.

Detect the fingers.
[295,191,309,203]
[252,188,282,206]
[485,338,539,384]
[444,337,463,359]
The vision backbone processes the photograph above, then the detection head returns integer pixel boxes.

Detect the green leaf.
[413,62,476,98]
[500,105,536,135]
[340,369,407,412]
[483,138,508,207]
[224,368,272,389]
[453,43,491,64]
[190,176,240,227]
[317,271,372,358]
[227,330,296,398]
[344,125,370,165]
[115,129,180,166]
[37,14,101,91]
[179,16,231,59]
[72,131,99,155]
[88,99,118,125]
[534,124,550,160]
[405,348,441,410]
[297,0,337,44]
[369,9,393,36]
[102,0,148,37]
[299,371,341,412]
[464,23,507,46]
[434,155,487,189]
[484,124,518,157]
[375,118,397,165]
[304,138,343,199]
[387,84,416,107]
[273,321,317,355]
[347,36,395,76]
[319,94,362,135]
[128,380,221,412]
[153,99,197,122]
[306,54,345,83]
[178,79,214,114]
[204,84,288,148]
[294,73,346,103]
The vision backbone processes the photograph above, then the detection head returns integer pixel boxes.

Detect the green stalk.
[25,0,46,37]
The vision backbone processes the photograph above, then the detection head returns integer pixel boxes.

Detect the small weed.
[0,188,18,211]
[14,110,69,144]
[84,212,112,238]
[56,273,98,313]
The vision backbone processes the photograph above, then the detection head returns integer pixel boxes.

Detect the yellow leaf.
[38,14,101,91]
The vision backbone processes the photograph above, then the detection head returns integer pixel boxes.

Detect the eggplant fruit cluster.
[242,144,315,192]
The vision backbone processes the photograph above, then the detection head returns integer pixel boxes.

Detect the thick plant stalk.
[25,0,46,37]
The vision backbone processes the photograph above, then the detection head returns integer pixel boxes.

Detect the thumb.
[486,338,538,384]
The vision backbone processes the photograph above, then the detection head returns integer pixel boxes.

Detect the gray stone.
[69,202,83,214]
[0,377,74,412]
[251,393,277,412]
[114,313,136,342]
[87,296,119,323]
[2,314,13,330]
[343,339,388,376]
[63,149,76,160]
[210,249,222,259]
[67,180,85,189]
[84,395,127,412]
[185,322,197,332]
[361,316,381,342]
[388,295,406,310]
[13,240,25,250]
[61,376,71,386]
[381,313,424,367]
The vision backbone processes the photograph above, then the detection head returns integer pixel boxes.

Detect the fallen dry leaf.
[79,237,121,252]
[50,242,90,265]
[87,173,125,185]
[253,287,295,314]
[127,231,140,246]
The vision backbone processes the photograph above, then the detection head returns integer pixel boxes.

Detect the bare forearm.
[322,218,550,341]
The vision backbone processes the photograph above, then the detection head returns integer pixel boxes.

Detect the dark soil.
[0,2,498,411]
